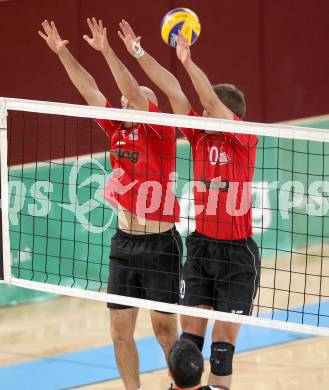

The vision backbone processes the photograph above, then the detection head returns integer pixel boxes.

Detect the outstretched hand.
[38,20,69,55]
[176,31,191,65]
[83,18,109,53]
[118,20,142,56]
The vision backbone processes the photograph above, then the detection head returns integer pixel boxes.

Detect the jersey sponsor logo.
[111,149,140,163]
[209,146,231,166]
[128,128,139,141]
[200,177,229,192]
[219,151,230,164]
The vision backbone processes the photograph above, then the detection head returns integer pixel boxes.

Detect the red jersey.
[96,100,180,222]
[182,110,257,240]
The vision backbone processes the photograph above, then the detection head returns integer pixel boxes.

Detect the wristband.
[132,41,145,58]
[133,47,145,58]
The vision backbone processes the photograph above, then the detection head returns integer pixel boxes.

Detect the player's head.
[168,339,204,389]
[120,86,158,110]
[211,83,246,119]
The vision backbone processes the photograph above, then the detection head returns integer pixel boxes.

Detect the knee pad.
[210,342,235,376]
[180,332,205,352]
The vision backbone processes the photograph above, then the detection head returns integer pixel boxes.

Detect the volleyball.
[160,8,201,47]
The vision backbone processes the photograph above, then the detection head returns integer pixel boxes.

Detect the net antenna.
[2,97,329,337]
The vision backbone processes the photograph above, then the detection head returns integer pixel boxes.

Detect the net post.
[0,98,11,283]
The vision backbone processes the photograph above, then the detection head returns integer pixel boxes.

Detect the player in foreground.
[39,19,182,390]
[168,339,227,390]
[118,21,260,389]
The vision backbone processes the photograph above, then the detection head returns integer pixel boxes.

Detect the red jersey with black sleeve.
[181,110,257,240]
[95,100,180,223]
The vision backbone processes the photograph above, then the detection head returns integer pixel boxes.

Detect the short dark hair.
[169,339,204,388]
[212,83,246,118]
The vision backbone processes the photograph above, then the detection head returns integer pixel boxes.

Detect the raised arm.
[38,20,106,107]
[176,32,233,120]
[118,20,191,115]
[83,18,148,111]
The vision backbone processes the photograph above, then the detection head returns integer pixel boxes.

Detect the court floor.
[1,294,329,390]
[83,337,329,390]
[1,242,329,389]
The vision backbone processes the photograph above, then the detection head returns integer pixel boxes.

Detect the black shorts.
[107,227,183,309]
[180,231,260,315]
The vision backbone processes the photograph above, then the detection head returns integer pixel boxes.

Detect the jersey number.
[209,146,219,166]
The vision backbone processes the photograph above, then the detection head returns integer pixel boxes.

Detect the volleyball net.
[1,97,329,336]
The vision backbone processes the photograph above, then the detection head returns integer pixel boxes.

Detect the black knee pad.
[210,342,235,376]
[180,332,205,352]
